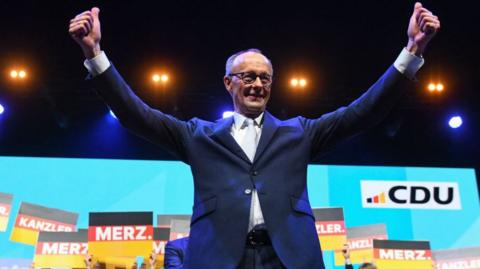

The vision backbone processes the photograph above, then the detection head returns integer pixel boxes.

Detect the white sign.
[361,180,461,210]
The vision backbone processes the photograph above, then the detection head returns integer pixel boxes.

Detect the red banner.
[374,248,432,261]
[0,203,11,217]
[15,214,76,232]
[88,225,153,242]
[315,220,346,236]
[35,242,88,255]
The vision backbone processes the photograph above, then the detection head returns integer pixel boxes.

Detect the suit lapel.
[254,111,279,163]
[210,116,251,164]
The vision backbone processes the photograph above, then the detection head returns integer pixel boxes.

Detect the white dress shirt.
[231,112,266,231]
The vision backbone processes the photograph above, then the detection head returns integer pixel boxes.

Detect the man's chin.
[244,105,266,116]
[245,98,265,106]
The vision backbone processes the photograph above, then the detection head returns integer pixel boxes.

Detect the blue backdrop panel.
[0,156,478,269]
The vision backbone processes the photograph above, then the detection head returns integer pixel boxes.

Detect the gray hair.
[225,48,273,76]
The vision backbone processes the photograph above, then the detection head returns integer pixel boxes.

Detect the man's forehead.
[232,52,271,71]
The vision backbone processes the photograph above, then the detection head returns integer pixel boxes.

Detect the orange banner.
[102,256,137,269]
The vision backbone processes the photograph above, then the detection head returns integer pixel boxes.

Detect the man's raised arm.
[303,2,440,159]
[69,8,192,163]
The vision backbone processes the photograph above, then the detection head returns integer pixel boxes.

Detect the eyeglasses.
[229,72,273,86]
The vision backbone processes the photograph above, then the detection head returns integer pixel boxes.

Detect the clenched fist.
[407,2,441,56]
[69,7,102,59]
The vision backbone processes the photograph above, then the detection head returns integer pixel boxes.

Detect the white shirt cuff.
[393,47,424,79]
[83,51,111,76]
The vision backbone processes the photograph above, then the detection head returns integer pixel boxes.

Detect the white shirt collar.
[232,112,264,130]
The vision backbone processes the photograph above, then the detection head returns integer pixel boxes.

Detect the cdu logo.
[361,180,461,210]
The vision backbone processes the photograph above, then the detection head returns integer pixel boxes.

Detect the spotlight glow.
[0,104,4,114]
[152,73,169,84]
[448,116,462,129]
[10,70,18,78]
[427,82,445,93]
[223,111,234,118]
[9,69,28,80]
[109,110,117,119]
[299,79,307,87]
[291,77,307,88]
[436,83,444,92]
[290,79,299,87]
[18,70,26,78]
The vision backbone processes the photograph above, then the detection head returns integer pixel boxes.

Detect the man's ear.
[223,75,232,93]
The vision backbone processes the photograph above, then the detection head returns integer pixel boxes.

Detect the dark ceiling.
[0,1,478,190]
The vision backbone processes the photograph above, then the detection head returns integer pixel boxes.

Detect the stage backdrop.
[1,156,479,268]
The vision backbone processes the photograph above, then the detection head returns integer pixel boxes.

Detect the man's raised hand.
[407,2,441,56]
[69,7,102,59]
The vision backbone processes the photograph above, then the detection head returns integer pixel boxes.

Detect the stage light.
[223,111,234,118]
[290,77,307,88]
[290,78,299,87]
[448,116,462,129]
[152,73,169,85]
[109,110,117,119]
[427,82,444,93]
[0,104,4,114]
[10,70,18,78]
[299,79,307,87]
[9,69,28,80]
[436,83,444,92]
[18,70,26,78]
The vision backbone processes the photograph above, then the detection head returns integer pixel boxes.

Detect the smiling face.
[223,51,273,119]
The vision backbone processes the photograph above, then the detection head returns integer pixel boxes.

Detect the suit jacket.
[165,237,189,269]
[92,64,410,269]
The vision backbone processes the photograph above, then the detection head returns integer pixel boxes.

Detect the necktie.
[242,118,258,162]
[241,118,264,231]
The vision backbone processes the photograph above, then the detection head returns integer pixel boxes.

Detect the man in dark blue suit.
[69,3,440,268]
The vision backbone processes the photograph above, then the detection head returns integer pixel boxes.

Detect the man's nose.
[252,76,263,87]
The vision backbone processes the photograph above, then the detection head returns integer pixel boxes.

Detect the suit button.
[244,188,252,195]
[251,171,258,176]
